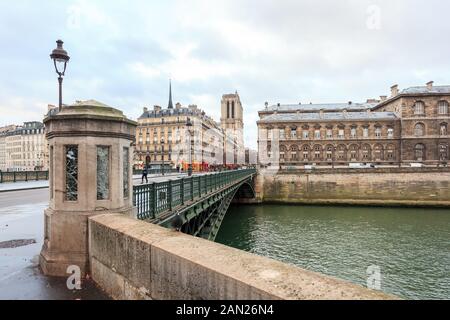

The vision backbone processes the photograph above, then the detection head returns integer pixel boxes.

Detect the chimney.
[380,95,387,102]
[367,99,378,103]
[154,105,161,112]
[264,102,268,110]
[391,84,399,97]
[175,102,182,109]
[427,81,434,90]
[143,107,148,113]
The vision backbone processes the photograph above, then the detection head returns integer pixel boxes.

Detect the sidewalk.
[0,172,189,193]
[0,181,49,193]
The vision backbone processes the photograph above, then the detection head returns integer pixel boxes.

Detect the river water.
[215,205,450,300]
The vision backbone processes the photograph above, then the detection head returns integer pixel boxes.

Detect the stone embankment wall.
[88,214,394,300]
[253,168,450,207]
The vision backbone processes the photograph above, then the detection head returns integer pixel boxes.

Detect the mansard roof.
[262,102,377,113]
[258,111,399,123]
[400,85,450,95]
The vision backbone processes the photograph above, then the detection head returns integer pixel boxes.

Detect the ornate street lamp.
[161,137,165,176]
[186,117,193,176]
[50,40,70,111]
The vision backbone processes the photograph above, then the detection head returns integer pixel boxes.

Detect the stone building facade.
[0,122,48,171]
[135,84,245,170]
[257,82,450,167]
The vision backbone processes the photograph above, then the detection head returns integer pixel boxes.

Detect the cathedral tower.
[221,92,245,164]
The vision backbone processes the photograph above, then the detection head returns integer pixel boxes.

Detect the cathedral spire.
[168,79,174,109]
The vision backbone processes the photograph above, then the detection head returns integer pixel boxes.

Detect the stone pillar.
[40,100,137,277]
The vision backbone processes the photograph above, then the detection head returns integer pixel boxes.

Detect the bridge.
[133,169,256,240]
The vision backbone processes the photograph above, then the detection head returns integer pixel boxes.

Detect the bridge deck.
[133,169,256,224]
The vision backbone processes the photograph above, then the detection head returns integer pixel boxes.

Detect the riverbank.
[251,168,450,208]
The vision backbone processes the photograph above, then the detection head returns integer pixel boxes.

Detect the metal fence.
[0,171,49,183]
[133,169,256,220]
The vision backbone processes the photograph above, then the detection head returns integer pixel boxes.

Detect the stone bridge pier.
[40,100,137,277]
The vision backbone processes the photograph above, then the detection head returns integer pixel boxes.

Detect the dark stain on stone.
[0,239,37,249]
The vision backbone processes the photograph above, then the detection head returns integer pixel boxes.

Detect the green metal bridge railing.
[133,169,256,220]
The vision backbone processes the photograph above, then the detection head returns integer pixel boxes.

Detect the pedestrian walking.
[141,165,148,184]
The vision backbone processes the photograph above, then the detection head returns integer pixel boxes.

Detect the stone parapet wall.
[88,214,394,300]
[255,168,450,207]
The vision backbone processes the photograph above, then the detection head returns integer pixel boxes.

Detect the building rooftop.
[400,85,450,95]
[262,102,378,113]
[138,106,219,127]
[258,111,399,123]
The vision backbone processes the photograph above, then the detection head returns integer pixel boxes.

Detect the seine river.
[216,205,450,300]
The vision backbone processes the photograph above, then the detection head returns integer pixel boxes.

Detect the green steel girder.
[157,178,251,239]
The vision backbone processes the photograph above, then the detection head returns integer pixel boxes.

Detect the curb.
[0,186,49,193]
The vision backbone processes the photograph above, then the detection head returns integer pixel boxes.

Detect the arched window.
[231,101,235,118]
[226,101,230,118]
[414,144,425,161]
[386,144,396,160]
[414,101,425,115]
[438,101,449,115]
[414,123,425,137]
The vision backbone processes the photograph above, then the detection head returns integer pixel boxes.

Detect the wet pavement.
[0,189,109,300]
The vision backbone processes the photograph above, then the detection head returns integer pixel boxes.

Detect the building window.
[387,128,394,138]
[315,130,321,139]
[326,146,333,160]
[414,144,425,161]
[326,129,332,139]
[123,147,130,198]
[414,101,425,115]
[350,128,357,138]
[267,129,273,140]
[291,129,297,139]
[441,123,448,136]
[65,145,78,201]
[279,129,285,139]
[97,146,110,200]
[363,127,369,138]
[303,130,309,139]
[338,129,344,139]
[438,101,449,115]
[375,127,382,138]
[439,144,448,161]
[414,123,425,137]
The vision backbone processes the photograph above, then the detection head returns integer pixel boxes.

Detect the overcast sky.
[1,0,450,149]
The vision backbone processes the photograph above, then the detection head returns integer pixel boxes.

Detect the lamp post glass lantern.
[50,40,70,111]
[186,117,193,176]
